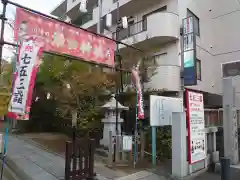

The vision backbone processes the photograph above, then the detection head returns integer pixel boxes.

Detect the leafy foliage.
[35,53,115,127]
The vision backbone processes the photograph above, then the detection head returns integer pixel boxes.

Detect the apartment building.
[51,0,240,108]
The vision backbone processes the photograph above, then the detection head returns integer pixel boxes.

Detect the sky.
[1,0,62,60]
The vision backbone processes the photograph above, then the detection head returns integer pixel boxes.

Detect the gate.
[65,138,95,180]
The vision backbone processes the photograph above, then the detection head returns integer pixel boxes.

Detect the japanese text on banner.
[9,40,41,114]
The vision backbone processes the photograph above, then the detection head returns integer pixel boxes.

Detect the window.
[187,9,200,36]
[196,59,201,80]
[142,6,167,30]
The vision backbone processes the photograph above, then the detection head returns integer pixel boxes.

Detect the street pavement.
[5,134,127,180]
[2,133,234,180]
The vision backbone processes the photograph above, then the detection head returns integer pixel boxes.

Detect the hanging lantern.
[66,83,71,89]
[122,16,128,29]
[79,0,88,13]
[64,16,71,23]
[35,97,39,102]
[47,93,51,99]
[106,13,112,27]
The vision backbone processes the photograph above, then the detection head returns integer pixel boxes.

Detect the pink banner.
[14,8,115,67]
[8,36,43,120]
[131,68,144,120]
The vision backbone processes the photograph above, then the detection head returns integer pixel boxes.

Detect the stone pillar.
[223,78,239,164]
[100,111,123,147]
[172,112,188,178]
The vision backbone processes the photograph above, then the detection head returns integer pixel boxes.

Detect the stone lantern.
[100,95,128,147]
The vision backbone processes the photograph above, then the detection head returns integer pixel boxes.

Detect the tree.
[0,60,13,116]
[35,53,115,129]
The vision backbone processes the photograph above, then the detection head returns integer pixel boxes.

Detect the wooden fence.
[65,138,96,180]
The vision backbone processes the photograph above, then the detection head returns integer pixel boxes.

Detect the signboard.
[150,95,183,126]
[122,135,132,151]
[186,90,206,164]
[14,8,115,67]
[222,60,240,78]
[183,17,197,86]
[8,37,43,119]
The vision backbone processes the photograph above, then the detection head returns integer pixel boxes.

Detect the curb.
[5,155,33,180]
[0,156,21,180]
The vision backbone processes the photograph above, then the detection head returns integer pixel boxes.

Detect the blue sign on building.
[183,17,197,86]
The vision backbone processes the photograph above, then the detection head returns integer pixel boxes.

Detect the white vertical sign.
[150,95,183,126]
[9,39,41,114]
[186,90,206,164]
[122,135,132,151]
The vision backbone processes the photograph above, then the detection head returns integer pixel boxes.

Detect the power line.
[196,44,240,57]
[212,8,240,19]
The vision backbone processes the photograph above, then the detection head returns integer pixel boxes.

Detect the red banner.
[14,8,116,67]
[8,36,43,120]
[131,68,144,120]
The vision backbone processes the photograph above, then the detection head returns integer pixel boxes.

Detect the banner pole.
[134,91,138,168]
[152,126,157,167]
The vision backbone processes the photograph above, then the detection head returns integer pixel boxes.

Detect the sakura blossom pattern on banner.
[8,37,43,120]
[14,8,115,67]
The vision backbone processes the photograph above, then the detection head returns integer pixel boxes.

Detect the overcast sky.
[2,0,62,60]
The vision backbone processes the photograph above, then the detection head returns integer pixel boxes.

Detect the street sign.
[150,95,183,126]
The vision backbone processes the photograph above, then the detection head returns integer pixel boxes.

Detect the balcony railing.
[112,19,147,40]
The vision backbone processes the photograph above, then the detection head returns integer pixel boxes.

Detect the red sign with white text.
[14,8,116,66]
[186,90,206,164]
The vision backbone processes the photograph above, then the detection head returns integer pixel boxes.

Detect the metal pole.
[97,0,102,34]
[179,25,184,99]
[0,2,8,179]
[151,126,156,167]
[133,91,138,168]
[0,0,7,74]
[115,1,120,135]
[220,157,230,180]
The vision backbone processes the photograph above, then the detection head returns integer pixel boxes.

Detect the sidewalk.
[5,134,126,180]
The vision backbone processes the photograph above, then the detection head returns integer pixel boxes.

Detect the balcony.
[111,12,179,50]
[112,19,147,40]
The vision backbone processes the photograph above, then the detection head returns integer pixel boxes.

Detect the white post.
[172,112,188,178]
[223,78,239,164]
